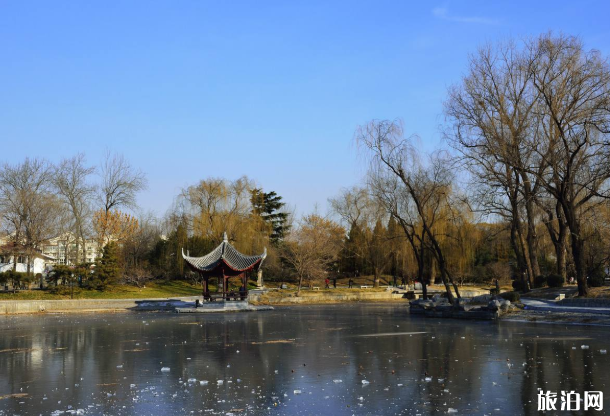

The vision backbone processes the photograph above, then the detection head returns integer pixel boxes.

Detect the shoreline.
[3,293,610,328]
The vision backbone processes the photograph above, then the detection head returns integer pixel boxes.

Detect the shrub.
[48,285,73,296]
[500,291,520,302]
[587,265,606,287]
[588,274,606,288]
[534,275,546,288]
[511,279,523,291]
[546,274,564,288]
[85,278,106,291]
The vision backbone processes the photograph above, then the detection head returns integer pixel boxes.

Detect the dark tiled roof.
[182,233,266,273]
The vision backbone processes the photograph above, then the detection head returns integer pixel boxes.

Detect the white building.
[41,234,100,265]
[0,232,100,278]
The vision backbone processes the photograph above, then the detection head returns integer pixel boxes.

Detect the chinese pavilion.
[182,232,266,301]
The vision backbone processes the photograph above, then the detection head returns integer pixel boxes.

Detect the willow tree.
[358,120,462,304]
[182,176,266,251]
[330,187,392,287]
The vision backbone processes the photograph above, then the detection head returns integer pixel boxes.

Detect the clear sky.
[1,1,609,218]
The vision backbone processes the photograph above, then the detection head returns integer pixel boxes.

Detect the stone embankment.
[0,297,201,314]
[248,289,407,305]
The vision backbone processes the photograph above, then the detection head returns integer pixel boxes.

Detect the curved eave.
[182,246,267,274]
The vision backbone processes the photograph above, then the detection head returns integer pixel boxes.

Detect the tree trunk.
[418,249,427,300]
[373,267,380,288]
[563,201,588,296]
[522,179,541,279]
[297,273,303,296]
[517,228,534,291]
[509,207,529,293]
[542,201,568,281]
[425,229,456,305]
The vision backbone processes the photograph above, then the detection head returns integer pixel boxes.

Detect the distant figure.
[325,278,330,289]
[401,276,406,288]
[239,285,247,301]
[393,275,397,287]
[195,299,201,308]
[348,278,354,289]
[333,278,337,289]
[495,279,500,294]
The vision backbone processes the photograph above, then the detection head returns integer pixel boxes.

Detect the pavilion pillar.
[222,267,227,300]
[256,270,263,288]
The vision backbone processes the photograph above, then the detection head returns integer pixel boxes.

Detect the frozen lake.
[1,304,609,415]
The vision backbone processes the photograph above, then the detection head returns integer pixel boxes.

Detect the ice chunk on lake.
[217,380,224,385]
[448,408,458,413]
[600,350,607,354]
[333,379,343,383]
[199,380,208,386]
[294,389,302,394]
[188,378,197,383]
[161,367,171,372]
[581,345,589,350]
[361,380,370,385]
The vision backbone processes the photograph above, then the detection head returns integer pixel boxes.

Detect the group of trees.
[323,33,610,302]
[147,177,291,284]
[0,152,150,288]
[445,33,610,296]
[1,33,608,299]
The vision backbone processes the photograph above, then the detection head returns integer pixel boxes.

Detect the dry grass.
[0,280,202,301]
[586,286,610,298]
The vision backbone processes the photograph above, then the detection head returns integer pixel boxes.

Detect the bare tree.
[369,171,429,297]
[525,34,610,296]
[0,158,61,275]
[444,40,544,291]
[282,214,344,295]
[357,120,462,305]
[54,153,96,264]
[123,212,159,286]
[99,151,147,214]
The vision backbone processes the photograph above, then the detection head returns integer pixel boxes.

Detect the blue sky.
[1,1,609,218]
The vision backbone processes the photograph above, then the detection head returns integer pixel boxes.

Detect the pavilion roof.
[182,233,266,273]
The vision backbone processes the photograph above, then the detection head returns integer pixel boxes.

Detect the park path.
[521,298,610,315]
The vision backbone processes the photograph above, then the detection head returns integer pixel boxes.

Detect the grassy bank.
[0,280,202,300]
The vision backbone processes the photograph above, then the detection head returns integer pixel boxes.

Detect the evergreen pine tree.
[250,188,290,244]
[94,242,120,288]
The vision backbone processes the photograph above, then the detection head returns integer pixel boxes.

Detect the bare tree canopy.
[357,119,463,304]
[54,153,96,263]
[0,158,62,274]
[445,33,610,296]
[282,214,344,294]
[99,151,147,214]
